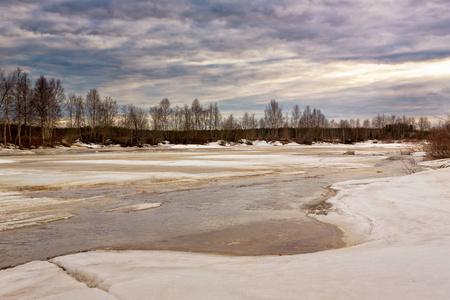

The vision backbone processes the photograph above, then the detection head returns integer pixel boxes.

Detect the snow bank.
[2,167,449,299]
[303,140,421,149]
[163,142,225,149]
[317,167,450,246]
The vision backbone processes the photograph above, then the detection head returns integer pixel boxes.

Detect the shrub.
[426,117,450,159]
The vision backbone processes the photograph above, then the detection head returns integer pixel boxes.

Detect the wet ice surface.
[0,144,419,268]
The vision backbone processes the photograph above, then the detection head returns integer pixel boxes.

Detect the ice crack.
[49,259,120,299]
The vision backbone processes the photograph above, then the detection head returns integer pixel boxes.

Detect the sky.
[1,0,450,120]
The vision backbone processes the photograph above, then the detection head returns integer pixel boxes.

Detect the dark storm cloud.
[1,0,450,117]
[44,0,176,21]
[10,0,450,62]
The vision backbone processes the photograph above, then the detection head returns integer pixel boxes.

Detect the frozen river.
[0,143,418,269]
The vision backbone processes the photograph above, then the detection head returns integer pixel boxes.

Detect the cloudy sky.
[1,0,449,119]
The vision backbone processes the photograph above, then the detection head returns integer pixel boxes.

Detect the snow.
[162,142,225,149]
[193,154,278,160]
[159,140,419,149]
[55,153,375,169]
[411,151,427,157]
[418,158,450,168]
[0,159,17,164]
[0,192,75,231]
[0,261,115,299]
[317,168,450,246]
[0,169,172,188]
[304,140,421,149]
[105,203,162,213]
[0,150,389,232]
[71,140,103,149]
[351,150,385,156]
[56,159,260,168]
[2,165,449,299]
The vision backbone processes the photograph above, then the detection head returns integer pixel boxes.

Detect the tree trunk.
[17,122,22,146]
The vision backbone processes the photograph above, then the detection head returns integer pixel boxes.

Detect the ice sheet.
[0,192,76,231]
[2,166,449,299]
[56,159,259,167]
[55,154,374,169]
[0,159,17,164]
[0,261,115,299]
[418,158,450,168]
[105,203,162,213]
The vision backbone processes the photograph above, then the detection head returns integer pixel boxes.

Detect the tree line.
[0,67,436,148]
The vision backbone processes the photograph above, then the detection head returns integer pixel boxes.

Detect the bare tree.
[12,68,32,146]
[32,76,65,144]
[99,96,118,143]
[149,105,161,131]
[121,104,149,144]
[190,99,202,131]
[248,113,258,139]
[48,78,65,144]
[159,98,172,131]
[426,115,450,158]
[222,113,238,141]
[299,106,313,128]
[212,102,221,131]
[265,99,283,128]
[264,99,283,139]
[1,69,14,145]
[291,104,301,138]
[418,116,431,138]
[172,105,183,131]
[361,119,371,140]
[241,112,255,139]
[66,93,85,141]
[33,75,50,144]
[149,98,172,131]
[259,117,266,129]
[86,89,101,141]
[66,93,77,129]
[242,112,250,130]
[182,104,192,131]
[206,103,214,131]
[224,114,239,130]
[362,119,371,128]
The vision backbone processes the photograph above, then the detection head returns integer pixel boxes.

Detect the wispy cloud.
[1,0,449,119]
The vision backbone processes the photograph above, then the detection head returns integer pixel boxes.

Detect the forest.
[1,67,446,153]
